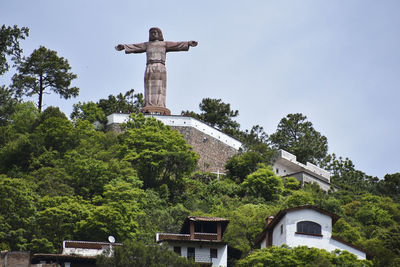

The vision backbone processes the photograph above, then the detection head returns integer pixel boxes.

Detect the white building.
[255,205,369,260]
[31,240,122,266]
[157,216,229,267]
[273,149,331,191]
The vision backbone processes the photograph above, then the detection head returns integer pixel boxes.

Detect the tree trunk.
[38,75,43,112]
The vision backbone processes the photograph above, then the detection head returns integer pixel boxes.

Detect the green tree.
[241,125,268,148]
[97,240,199,267]
[97,89,144,116]
[237,246,372,267]
[0,132,35,174]
[0,175,37,251]
[285,190,315,207]
[4,101,39,136]
[182,98,240,136]
[332,219,362,244]
[12,46,79,112]
[215,203,279,255]
[33,114,77,154]
[0,86,20,125]
[76,179,144,242]
[33,196,92,253]
[118,113,198,192]
[0,24,29,75]
[378,172,400,200]
[269,113,328,165]
[70,101,107,125]
[241,164,283,201]
[324,154,378,193]
[226,151,271,183]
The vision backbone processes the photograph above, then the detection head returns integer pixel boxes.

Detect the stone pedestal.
[140,106,171,115]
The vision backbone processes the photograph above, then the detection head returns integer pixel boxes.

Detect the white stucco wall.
[272,218,287,246]
[260,238,267,249]
[330,238,366,259]
[62,247,106,256]
[284,210,332,250]
[272,149,331,186]
[271,209,366,260]
[160,242,228,267]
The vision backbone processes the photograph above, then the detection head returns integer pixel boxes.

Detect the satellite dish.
[108,236,116,243]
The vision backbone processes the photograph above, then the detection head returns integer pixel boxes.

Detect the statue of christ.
[115,27,198,115]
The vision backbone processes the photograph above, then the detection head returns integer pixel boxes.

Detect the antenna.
[108,236,116,243]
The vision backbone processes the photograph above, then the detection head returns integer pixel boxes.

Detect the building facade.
[272,149,331,191]
[157,216,229,267]
[256,206,368,260]
[31,240,122,267]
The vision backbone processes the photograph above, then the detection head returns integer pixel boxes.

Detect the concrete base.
[140,106,171,115]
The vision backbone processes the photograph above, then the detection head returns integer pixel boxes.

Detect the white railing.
[279,149,297,161]
[187,253,212,263]
[106,113,243,150]
[277,149,330,181]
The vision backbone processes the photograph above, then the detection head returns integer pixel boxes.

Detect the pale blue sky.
[1,0,399,178]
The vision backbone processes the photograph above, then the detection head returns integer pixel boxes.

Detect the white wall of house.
[272,149,331,191]
[267,209,366,260]
[272,220,287,246]
[62,247,106,256]
[160,242,228,267]
[329,238,366,259]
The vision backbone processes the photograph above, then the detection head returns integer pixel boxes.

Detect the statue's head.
[149,27,164,41]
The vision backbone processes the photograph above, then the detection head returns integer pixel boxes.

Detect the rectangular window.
[187,247,195,259]
[280,224,283,234]
[173,246,181,256]
[210,248,218,258]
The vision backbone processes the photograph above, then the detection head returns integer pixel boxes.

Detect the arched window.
[296,221,321,235]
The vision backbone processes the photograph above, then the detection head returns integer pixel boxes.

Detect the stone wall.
[171,126,238,172]
[0,251,30,267]
[107,122,239,172]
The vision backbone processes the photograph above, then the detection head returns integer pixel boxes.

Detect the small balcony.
[157,232,219,242]
[194,232,218,241]
[157,233,191,242]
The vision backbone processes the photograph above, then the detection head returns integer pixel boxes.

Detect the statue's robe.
[122,41,190,108]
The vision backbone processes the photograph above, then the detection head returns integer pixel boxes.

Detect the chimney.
[266,216,274,226]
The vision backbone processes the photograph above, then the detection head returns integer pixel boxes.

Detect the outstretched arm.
[166,41,198,52]
[115,43,147,54]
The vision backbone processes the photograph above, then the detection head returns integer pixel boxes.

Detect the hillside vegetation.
[1,25,399,266]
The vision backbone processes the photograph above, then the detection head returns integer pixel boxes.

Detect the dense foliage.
[0,24,29,75]
[269,113,328,165]
[237,246,372,267]
[97,240,199,267]
[0,25,399,266]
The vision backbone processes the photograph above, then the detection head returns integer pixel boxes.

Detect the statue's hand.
[115,44,125,51]
[189,41,198,47]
